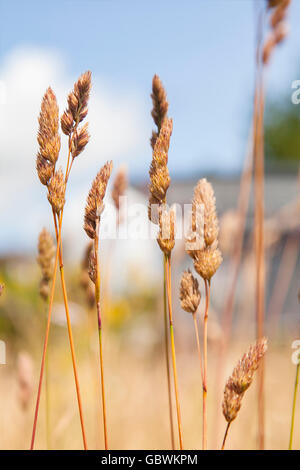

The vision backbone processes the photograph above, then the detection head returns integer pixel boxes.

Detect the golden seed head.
[186,178,222,280]
[37,87,61,166]
[179,269,201,314]
[37,228,55,300]
[193,178,219,247]
[84,161,113,239]
[67,70,92,124]
[88,250,97,284]
[222,381,243,423]
[229,337,268,395]
[80,242,96,308]
[157,205,176,255]
[112,165,128,211]
[61,109,74,136]
[151,74,169,149]
[71,122,90,158]
[47,168,66,214]
[148,117,172,222]
[193,245,223,281]
[36,154,54,186]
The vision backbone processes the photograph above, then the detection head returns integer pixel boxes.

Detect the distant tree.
[265,91,300,170]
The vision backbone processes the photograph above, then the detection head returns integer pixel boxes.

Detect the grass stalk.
[45,334,51,450]
[165,254,183,450]
[221,422,231,450]
[289,363,300,450]
[163,254,175,450]
[30,213,62,450]
[253,4,266,449]
[52,209,88,450]
[202,279,210,450]
[94,218,108,450]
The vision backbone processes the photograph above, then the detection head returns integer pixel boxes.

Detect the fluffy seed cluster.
[150,74,169,149]
[61,71,91,158]
[84,161,113,239]
[36,88,60,186]
[229,337,268,394]
[47,168,66,214]
[222,338,268,423]
[112,165,128,212]
[187,179,222,281]
[37,228,55,301]
[157,205,176,255]
[80,242,96,304]
[148,118,172,224]
[263,0,291,64]
[179,269,201,314]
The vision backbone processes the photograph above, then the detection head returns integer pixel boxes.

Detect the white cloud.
[0,46,150,261]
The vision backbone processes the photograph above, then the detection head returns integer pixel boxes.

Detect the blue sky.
[0,0,299,255]
[1,0,299,178]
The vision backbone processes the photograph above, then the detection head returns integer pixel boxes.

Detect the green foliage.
[265,96,300,167]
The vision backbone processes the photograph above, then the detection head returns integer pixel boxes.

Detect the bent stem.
[165,254,183,450]
[221,422,231,450]
[94,218,108,450]
[52,210,88,450]
[30,213,62,450]
[163,254,175,450]
[289,363,300,450]
[202,279,211,450]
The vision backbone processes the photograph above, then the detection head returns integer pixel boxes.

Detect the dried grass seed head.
[37,228,55,300]
[36,87,60,185]
[71,122,90,158]
[66,71,92,127]
[0,284,4,297]
[179,269,201,314]
[148,117,172,222]
[80,242,96,307]
[229,337,268,394]
[47,168,66,214]
[84,161,113,239]
[112,165,128,211]
[151,74,169,149]
[193,178,219,247]
[193,244,223,282]
[157,205,176,255]
[222,380,243,423]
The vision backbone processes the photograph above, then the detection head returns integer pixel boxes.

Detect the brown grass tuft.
[84,161,113,239]
[37,228,55,301]
[179,269,201,314]
[150,74,169,149]
[148,118,172,222]
[36,87,60,185]
[47,169,66,214]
